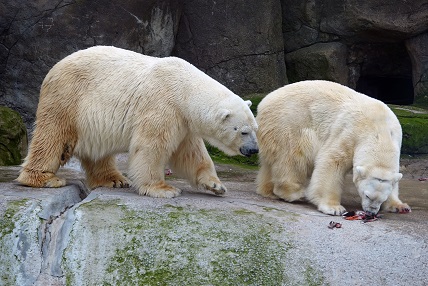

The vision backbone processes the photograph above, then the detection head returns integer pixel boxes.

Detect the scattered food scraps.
[328,221,342,229]
[418,177,428,181]
[342,211,382,223]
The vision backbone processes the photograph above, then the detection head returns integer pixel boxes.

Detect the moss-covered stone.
[0,199,28,239]
[0,199,29,285]
[63,199,301,285]
[0,106,28,166]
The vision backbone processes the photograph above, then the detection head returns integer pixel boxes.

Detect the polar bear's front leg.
[169,136,227,196]
[128,145,181,198]
[256,164,278,199]
[382,184,411,213]
[306,155,348,215]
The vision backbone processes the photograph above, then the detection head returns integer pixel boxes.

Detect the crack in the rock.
[206,49,285,71]
[36,182,90,281]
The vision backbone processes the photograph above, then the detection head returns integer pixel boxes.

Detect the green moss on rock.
[0,106,27,166]
[105,205,291,285]
[0,199,29,239]
[65,199,297,285]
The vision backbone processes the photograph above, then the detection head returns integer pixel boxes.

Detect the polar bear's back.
[36,46,197,160]
[257,80,401,164]
[258,80,399,134]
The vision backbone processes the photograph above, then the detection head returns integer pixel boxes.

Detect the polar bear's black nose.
[240,147,259,157]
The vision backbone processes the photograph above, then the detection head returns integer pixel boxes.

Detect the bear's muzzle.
[240,146,259,157]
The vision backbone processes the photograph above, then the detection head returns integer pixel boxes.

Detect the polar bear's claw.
[112,179,130,188]
[318,204,346,216]
[203,182,227,196]
[394,203,411,214]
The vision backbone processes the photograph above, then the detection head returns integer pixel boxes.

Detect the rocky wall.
[1,0,428,127]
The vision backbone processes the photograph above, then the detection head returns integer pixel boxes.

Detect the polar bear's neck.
[353,132,401,172]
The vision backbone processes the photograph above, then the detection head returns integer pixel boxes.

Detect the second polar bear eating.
[256,80,410,216]
[17,46,258,198]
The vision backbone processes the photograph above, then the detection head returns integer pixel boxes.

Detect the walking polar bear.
[256,80,410,215]
[17,46,258,198]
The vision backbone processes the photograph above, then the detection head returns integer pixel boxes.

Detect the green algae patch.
[0,199,29,285]
[0,199,29,239]
[63,198,295,285]
[105,205,291,285]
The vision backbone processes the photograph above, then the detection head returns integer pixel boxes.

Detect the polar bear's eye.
[234,127,238,131]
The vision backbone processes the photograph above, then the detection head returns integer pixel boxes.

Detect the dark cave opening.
[356,76,414,105]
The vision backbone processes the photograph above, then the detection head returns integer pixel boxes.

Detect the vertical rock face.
[172,0,287,94]
[0,0,183,127]
[406,33,428,106]
[282,0,428,104]
[1,0,428,126]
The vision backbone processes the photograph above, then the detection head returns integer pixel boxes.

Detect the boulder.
[285,42,348,84]
[0,106,27,166]
[173,0,287,94]
[1,163,428,285]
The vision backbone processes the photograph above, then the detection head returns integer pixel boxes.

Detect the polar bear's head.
[203,98,259,157]
[353,166,402,214]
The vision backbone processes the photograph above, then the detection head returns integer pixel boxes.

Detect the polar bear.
[17,46,258,198]
[256,80,410,215]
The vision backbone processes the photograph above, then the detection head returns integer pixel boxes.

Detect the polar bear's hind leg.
[80,156,130,189]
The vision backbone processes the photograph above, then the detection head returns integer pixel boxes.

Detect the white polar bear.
[256,80,410,215]
[17,46,258,198]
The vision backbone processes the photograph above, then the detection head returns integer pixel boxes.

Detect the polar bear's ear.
[245,100,252,107]
[393,173,403,182]
[217,109,231,121]
[355,166,366,178]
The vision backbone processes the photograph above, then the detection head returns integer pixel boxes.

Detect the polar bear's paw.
[44,176,67,188]
[388,202,411,214]
[88,175,130,189]
[318,203,346,216]
[16,169,66,188]
[140,183,182,198]
[201,181,227,196]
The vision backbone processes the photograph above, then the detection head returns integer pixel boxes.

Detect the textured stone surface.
[1,0,428,127]
[281,0,428,103]
[173,0,287,95]
[285,42,348,84]
[0,106,27,166]
[1,162,428,285]
[406,33,428,105]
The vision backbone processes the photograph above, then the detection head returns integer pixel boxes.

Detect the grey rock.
[285,42,349,85]
[173,0,287,94]
[406,33,428,104]
[1,160,428,285]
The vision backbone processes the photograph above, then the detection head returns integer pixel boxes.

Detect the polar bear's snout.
[240,146,259,157]
[239,138,259,157]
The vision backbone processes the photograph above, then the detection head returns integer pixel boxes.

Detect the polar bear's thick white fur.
[256,80,410,215]
[17,46,258,198]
